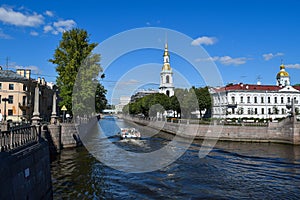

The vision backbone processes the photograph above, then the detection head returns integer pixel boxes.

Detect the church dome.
[276,64,289,78]
[276,71,289,78]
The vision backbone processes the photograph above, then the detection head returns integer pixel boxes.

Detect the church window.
[166,75,170,83]
[166,90,170,97]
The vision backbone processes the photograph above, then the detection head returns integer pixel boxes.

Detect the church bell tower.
[159,43,174,97]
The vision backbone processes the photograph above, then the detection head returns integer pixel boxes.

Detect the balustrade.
[0,125,38,152]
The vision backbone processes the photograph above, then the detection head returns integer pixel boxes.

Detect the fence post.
[10,128,13,149]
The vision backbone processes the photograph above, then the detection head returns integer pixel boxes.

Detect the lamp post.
[2,97,9,121]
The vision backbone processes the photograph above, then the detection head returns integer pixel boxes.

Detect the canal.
[51,118,300,199]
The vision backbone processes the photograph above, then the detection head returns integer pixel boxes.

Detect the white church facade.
[210,64,300,119]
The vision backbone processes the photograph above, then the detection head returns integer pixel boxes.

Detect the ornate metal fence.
[0,125,38,152]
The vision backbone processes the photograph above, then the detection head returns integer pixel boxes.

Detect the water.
[51,118,300,199]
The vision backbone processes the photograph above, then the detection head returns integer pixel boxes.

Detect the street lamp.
[2,97,9,121]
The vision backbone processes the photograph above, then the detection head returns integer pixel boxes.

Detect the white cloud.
[44,19,76,35]
[218,56,248,65]
[285,64,300,69]
[0,7,44,27]
[196,56,249,66]
[191,36,217,46]
[262,52,284,61]
[13,65,41,74]
[44,10,54,17]
[30,31,38,36]
[54,19,76,32]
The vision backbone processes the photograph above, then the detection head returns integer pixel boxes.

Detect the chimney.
[25,69,31,79]
[16,69,25,77]
[41,77,45,85]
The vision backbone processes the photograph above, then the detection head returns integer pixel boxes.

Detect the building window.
[9,84,14,90]
[240,96,243,103]
[254,97,257,103]
[261,97,264,103]
[261,108,264,114]
[0,83,2,90]
[8,109,13,116]
[248,108,251,114]
[268,108,272,114]
[23,84,27,91]
[231,96,235,104]
[268,97,271,104]
[22,96,26,106]
[166,75,170,83]
[8,95,13,104]
[247,96,250,103]
[287,97,291,103]
[254,108,258,114]
[281,97,284,104]
[166,90,170,97]
[0,95,1,103]
[274,97,277,104]
[282,108,285,114]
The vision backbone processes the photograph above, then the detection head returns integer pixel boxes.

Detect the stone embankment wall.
[46,117,98,153]
[0,141,52,199]
[125,117,300,145]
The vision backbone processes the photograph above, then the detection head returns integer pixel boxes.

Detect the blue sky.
[1,0,300,104]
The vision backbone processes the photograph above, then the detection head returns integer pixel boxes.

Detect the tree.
[170,95,180,117]
[194,87,212,118]
[95,83,107,113]
[49,28,106,114]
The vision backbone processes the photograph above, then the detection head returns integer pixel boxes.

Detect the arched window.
[166,75,170,83]
[166,90,170,97]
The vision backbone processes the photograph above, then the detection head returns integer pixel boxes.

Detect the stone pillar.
[51,91,57,124]
[32,84,41,125]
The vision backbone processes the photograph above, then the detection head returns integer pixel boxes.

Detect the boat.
[119,128,141,139]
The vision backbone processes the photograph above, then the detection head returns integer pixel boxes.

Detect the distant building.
[0,67,54,122]
[130,89,158,103]
[210,64,300,119]
[115,96,131,113]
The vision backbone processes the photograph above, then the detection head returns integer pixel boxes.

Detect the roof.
[213,83,283,92]
[0,70,29,82]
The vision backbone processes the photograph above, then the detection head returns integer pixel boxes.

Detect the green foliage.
[49,28,107,114]
[124,86,212,119]
[95,83,107,113]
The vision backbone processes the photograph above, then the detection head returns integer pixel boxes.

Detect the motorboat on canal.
[119,128,141,139]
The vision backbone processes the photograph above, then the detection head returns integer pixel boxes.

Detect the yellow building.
[0,67,54,122]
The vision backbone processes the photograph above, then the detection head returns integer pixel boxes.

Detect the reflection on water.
[51,119,300,199]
